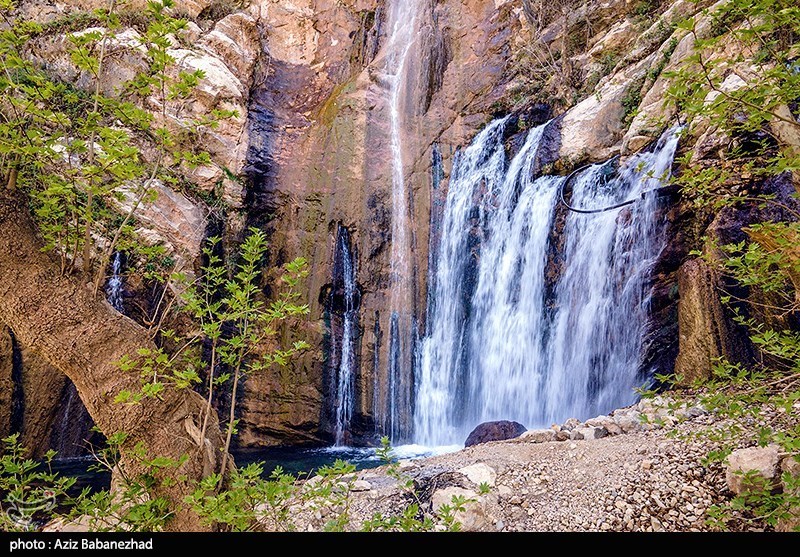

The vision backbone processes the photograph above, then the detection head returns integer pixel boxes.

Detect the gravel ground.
[283,395,782,532]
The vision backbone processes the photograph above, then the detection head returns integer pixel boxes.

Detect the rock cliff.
[4,0,798,451]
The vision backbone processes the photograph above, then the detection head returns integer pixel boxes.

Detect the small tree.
[664,0,800,529]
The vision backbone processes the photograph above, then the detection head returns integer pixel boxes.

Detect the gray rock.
[521,429,557,443]
[573,426,609,440]
[351,480,372,492]
[614,413,643,433]
[459,463,497,487]
[685,405,707,418]
[562,418,582,431]
[431,487,485,531]
[585,415,612,427]
[725,445,782,495]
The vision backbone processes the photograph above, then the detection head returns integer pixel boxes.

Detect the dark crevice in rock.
[10,331,24,436]
[49,378,97,459]
[349,7,385,71]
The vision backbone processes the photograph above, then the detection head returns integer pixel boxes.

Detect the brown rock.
[19,346,76,458]
[674,258,750,384]
[239,0,524,446]
[573,427,609,440]
[0,326,92,458]
[555,430,571,441]
[465,421,527,447]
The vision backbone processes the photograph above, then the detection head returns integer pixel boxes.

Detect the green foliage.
[116,227,310,510]
[186,438,470,532]
[361,437,474,532]
[621,75,646,125]
[0,435,76,531]
[65,432,180,532]
[632,0,662,20]
[188,458,360,532]
[646,37,679,85]
[0,0,233,283]
[708,463,800,530]
[660,0,800,530]
[0,227,315,532]
[186,463,300,532]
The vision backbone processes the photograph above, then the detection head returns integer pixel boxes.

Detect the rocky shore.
[281,395,798,532]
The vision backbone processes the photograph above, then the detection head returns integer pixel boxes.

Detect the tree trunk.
[0,192,225,531]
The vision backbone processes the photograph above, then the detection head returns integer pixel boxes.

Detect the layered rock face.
[235,0,705,446]
[239,0,524,445]
[6,0,797,451]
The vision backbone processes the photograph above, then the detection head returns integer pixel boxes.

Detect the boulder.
[725,445,782,496]
[458,463,497,487]
[430,487,493,532]
[351,480,372,492]
[464,421,526,447]
[585,415,614,429]
[559,58,652,163]
[613,413,642,433]
[572,427,609,441]
[520,429,557,443]
[562,418,582,431]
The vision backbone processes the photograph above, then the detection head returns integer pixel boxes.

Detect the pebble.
[317,394,775,533]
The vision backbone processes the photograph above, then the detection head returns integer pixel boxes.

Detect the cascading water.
[375,0,427,442]
[106,252,125,312]
[415,119,682,446]
[332,227,358,446]
[51,381,91,458]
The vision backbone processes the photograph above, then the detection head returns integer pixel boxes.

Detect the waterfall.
[415,119,681,446]
[332,226,359,446]
[106,252,124,312]
[375,0,427,442]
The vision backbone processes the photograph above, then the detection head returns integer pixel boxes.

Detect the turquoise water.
[51,444,461,493]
